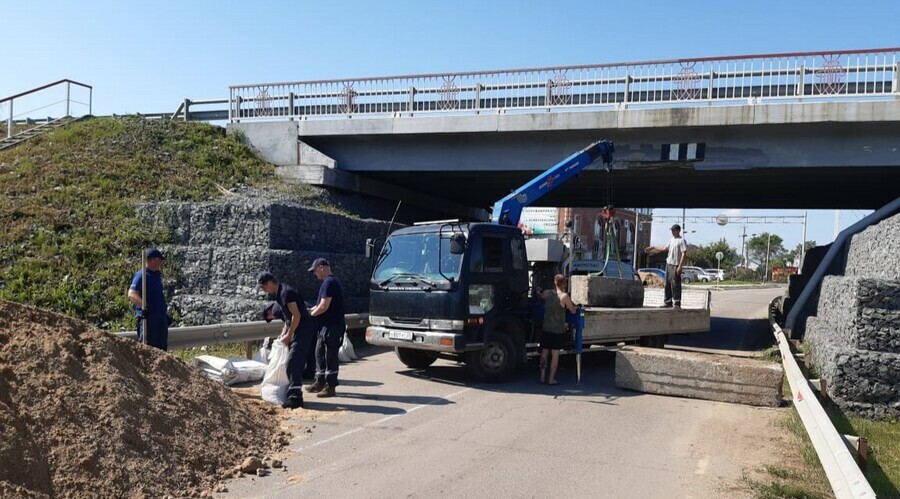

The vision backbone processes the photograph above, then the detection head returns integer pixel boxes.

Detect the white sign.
[519,208,559,235]
[715,251,724,261]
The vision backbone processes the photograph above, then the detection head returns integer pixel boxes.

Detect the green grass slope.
[0,117,275,327]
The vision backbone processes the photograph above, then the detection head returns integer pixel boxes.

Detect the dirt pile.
[0,300,281,498]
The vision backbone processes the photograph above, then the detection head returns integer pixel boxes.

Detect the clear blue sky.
[3,0,897,253]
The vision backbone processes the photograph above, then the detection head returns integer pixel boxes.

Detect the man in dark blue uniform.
[127,248,169,351]
[306,258,346,398]
[257,272,315,409]
[261,302,317,379]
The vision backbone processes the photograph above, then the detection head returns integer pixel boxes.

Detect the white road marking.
[298,387,473,451]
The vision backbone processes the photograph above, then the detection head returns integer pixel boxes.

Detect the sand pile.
[638,272,665,288]
[0,300,282,498]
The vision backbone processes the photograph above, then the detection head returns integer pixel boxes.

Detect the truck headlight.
[430,319,465,331]
[369,315,389,326]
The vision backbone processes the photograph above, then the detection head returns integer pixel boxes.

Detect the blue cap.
[256,271,276,286]
[307,257,331,272]
[260,302,282,323]
[146,248,165,260]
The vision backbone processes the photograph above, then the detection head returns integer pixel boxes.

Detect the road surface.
[222,287,787,499]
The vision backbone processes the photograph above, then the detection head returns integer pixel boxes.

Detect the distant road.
[222,288,787,499]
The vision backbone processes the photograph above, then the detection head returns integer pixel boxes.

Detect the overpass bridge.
[223,48,900,216]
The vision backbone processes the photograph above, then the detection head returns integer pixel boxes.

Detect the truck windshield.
[373,233,464,284]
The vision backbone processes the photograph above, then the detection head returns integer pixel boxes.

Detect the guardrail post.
[66,81,71,117]
[288,92,295,120]
[407,87,416,116]
[7,101,12,138]
[235,96,242,122]
[797,64,806,98]
[623,75,631,108]
[893,63,899,94]
[474,83,482,113]
[545,79,552,111]
[183,98,191,122]
[707,71,715,103]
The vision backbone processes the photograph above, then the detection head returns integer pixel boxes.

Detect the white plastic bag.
[193,355,267,386]
[338,333,357,363]
[253,337,271,364]
[260,340,290,405]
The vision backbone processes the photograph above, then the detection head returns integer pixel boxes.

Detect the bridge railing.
[1,79,92,138]
[228,48,899,122]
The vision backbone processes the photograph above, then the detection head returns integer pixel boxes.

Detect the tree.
[689,239,739,269]
[747,233,785,267]
[784,240,817,266]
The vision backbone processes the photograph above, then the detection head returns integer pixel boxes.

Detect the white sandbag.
[338,333,358,363]
[260,340,290,405]
[192,355,267,386]
[253,337,272,364]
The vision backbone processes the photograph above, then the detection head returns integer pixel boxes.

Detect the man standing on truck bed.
[306,258,345,398]
[645,224,688,308]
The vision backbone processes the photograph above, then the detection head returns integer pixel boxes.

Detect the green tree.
[784,240,817,265]
[747,233,785,266]
[690,239,739,269]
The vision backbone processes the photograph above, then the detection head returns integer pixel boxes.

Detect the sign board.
[715,251,724,261]
[519,208,559,235]
[716,214,729,226]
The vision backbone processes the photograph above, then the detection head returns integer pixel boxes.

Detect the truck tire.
[466,332,517,381]
[395,347,437,369]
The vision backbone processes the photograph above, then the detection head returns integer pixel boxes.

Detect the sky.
[2,0,898,252]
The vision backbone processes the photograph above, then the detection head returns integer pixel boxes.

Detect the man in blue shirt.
[306,258,346,398]
[127,248,169,351]
[257,271,316,409]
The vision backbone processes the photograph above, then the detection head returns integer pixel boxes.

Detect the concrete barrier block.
[571,275,644,308]
[615,347,783,407]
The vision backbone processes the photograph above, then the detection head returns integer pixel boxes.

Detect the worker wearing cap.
[257,272,315,409]
[127,248,169,350]
[645,224,688,308]
[306,258,345,398]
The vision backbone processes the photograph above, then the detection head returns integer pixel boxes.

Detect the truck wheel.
[395,347,437,369]
[466,332,517,381]
[639,335,667,348]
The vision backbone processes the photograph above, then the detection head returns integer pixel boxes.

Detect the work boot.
[306,381,325,393]
[281,395,304,410]
[316,384,336,398]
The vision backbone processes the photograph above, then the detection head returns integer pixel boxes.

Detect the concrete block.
[570,275,644,308]
[815,276,900,354]
[615,347,783,407]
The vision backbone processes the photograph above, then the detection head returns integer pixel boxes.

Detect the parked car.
[681,267,702,283]
[704,268,725,281]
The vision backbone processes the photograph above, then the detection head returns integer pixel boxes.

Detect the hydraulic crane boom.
[490,140,614,227]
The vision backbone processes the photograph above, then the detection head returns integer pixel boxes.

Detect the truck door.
[466,233,509,342]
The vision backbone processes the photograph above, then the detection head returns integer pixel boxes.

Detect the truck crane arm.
[490,140,614,227]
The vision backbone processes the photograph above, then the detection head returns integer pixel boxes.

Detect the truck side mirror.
[365,238,374,259]
[450,234,467,255]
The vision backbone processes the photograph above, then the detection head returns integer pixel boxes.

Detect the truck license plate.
[388,330,414,341]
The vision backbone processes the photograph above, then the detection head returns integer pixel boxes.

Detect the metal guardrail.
[1,79,92,138]
[116,313,369,349]
[227,48,899,122]
[769,297,874,498]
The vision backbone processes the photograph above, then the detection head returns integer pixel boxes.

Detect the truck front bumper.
[366,326,468,353]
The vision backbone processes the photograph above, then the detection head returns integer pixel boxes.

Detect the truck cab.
[366,221,532,379]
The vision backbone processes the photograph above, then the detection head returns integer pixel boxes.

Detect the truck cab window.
[510,237,526,271]
[470,235,505,273]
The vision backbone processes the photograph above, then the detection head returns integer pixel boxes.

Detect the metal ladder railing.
[1,79,92,139]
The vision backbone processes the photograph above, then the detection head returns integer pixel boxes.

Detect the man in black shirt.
[257,272,315,409]
[305,258,346,398]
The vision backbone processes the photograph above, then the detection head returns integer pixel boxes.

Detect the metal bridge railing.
[228,48,899,122]
[1,79,92,138]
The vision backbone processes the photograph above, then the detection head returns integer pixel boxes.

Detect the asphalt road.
[222,287,787,499]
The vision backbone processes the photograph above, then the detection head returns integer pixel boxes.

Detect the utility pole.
[764,233,772,281]
[632,209,640,268]
[740,225,748,267]
[834,210,841,240]
[800,210,808,272]
[682,208,686,233]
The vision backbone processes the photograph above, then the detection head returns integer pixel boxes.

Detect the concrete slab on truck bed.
[615,346,784,407]
[581,307,709,343]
